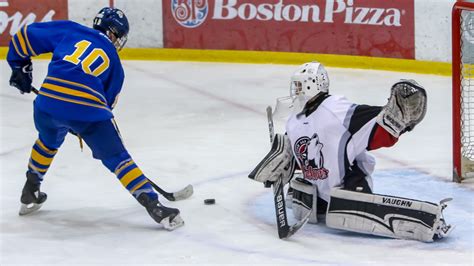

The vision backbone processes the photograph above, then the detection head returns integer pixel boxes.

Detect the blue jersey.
[7,20,124,122]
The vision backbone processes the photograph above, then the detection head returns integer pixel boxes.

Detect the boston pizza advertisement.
[0,0,68,46]
[163,0,415,59]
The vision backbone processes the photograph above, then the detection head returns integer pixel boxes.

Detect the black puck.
[204,198,216,205]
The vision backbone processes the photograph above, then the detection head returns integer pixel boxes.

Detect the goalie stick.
[31,88,194,202]
[265,106,310,239]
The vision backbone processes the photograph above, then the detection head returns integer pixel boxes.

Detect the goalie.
[249,62,452,242]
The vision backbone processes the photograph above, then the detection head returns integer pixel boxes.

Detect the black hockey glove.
[9,61,33,94]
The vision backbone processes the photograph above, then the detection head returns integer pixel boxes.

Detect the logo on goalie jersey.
[171,0,209,28]
[294,134,329,180]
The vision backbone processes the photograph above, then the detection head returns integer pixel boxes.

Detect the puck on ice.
[204,199,216,205]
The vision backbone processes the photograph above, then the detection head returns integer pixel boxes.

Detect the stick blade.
[273,176,310,239]
[170,184,194,201]
[281,210,311,239]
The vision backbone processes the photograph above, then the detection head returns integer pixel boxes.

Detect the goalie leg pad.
[248,134,296,185]
[326,188,452,242]
[290,177,318,224]
[376,80,427,138]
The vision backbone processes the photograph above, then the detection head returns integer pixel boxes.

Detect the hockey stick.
[266,106,275,143]
[28,87,39,95]
[265,106,310,239]
[147,179,194,201]
[31,88,194,201]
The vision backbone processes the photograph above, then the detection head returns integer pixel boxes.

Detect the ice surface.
[1,60,473,265]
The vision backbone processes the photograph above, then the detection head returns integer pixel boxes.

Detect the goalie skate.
[433,198,454,240]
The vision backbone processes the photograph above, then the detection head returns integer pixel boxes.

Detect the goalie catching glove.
[376,79,427,138]
[249,134,296,185]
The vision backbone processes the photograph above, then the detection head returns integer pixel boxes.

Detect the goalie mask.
[290,62,329,101]
[271,62,330,122]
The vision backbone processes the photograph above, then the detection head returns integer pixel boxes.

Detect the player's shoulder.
[34,20,83,30]
[56,20,82,27]
[33,20,101,39]
[320,94,351,108]
[319,94,357,120]
[327,94,349,102]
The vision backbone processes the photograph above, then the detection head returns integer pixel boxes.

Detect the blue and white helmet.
[290,62,329,99]
[93,7,129,51]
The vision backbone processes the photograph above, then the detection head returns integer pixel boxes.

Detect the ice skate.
[433,198,454,241]
[137,193,184,230]
[19,172,47,216]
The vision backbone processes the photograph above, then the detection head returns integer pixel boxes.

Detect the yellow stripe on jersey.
[23,25,37,56]
[130,179,149,193]
[38,91,112,111]
[15,29,29,56]
[42,83,107,106]
[120,168,144,187]
[115,160,135,175]
[46,76,108,104]
[35,139,57,155]
[11,38,26,58]
[31,149,54,166]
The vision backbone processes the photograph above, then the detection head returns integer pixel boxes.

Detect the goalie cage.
[453,1,474,182]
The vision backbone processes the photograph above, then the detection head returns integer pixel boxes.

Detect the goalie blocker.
[248,134,296,185]
[326,188,452,242]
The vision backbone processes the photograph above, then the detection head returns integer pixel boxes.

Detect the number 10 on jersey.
[63,40,110,77]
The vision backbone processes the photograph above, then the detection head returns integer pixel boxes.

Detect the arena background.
[1,1,474,265]
[0,0,466,74]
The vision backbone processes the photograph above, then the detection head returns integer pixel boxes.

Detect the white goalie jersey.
[285,95,378,202]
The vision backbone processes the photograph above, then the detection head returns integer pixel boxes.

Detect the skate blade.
[161,214,184,231]
[19,203,43,216]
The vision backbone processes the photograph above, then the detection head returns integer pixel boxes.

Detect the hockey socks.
[114,159,185,230]
[114,159,158,201]
[20,139,55,215]
[28,139,57,180]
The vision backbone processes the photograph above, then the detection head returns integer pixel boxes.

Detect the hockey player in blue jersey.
[7,7,184,230]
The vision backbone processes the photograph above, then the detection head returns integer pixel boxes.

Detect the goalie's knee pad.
[326,188,453,242]
[248,134,296,185]
[376,80,427,138]
[289,177,318,224]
